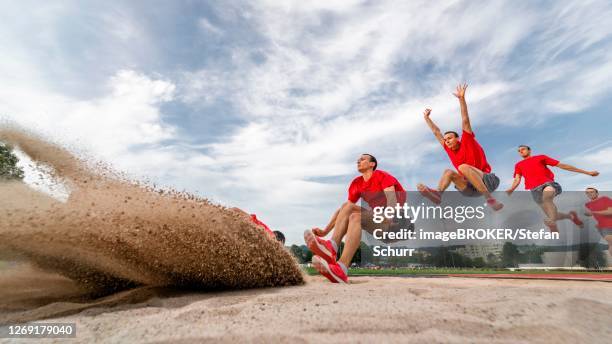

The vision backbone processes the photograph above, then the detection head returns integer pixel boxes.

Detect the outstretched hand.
[312,227,327,237]
[453,83,468,99]
[423,108,432,118]
[589,171,600,177]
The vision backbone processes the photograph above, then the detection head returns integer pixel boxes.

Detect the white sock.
[337,262,348,274]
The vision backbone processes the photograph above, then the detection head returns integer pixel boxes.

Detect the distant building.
[452,243,503,260]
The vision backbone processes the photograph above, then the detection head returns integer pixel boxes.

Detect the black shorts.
[530,182,562,204]
[456,173,500,197]
[599,228,612,238]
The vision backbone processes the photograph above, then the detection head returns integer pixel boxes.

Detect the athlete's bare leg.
[338,211,362,267]
[331,202,361,247]
[556,212,571,220]
[457,164,490,198]
[539,185,573,222]
[540,186,558,219]
[417,169,467,204]
[438,169,467,192]
[539,186,563,231]
[604,235,612,257]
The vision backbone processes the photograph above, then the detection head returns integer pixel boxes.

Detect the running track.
[448,273,612,282]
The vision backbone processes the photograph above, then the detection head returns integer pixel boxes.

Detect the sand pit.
[1,272,611,343]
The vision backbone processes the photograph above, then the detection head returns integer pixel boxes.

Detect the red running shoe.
[304,229,337,264]
[312,255,348,283]
[417,184,441,204]
[569,211,584,228]
[486,197,504,211]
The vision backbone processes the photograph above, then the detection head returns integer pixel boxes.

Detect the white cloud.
[14,148,71,202]
[1,70,176,160]
[199,18,224,36]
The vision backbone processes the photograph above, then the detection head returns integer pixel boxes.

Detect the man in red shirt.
[584,187,612,257]
[417,84,503,210]
[304,153,405,283]
[506,145,598,231]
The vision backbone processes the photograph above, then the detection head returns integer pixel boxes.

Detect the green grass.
[303,267,611,276]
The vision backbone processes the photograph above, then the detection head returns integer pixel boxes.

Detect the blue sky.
[1,0,611,244]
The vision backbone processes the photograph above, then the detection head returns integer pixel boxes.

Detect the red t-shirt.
[443,130,491,174]
[514,155,559,190]
[348,170,406,208]
[585,196,612,229]
[250,214,275,238]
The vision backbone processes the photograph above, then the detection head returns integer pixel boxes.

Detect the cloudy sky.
[1,0,611,244]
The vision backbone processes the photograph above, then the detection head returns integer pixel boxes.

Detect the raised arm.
[453,83,472,134]
[556,163,599,177]
[506,174,522,195]
[423,108,444,146]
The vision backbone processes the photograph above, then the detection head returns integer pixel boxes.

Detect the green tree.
[519,244,544,264]
[486,253,499,266]
[301,245,313,263]
[0,142,24,180]
[290,245,304,263]
[502,242,520,267]
[336,241,371,266]
[472,257,486,268]
[429,246,473,268]
[577,243,606,268]
[359,242,373,266]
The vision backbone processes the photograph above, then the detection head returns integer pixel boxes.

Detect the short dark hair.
[273,230,285,244]
[586,187,599,194]
[363,153,378,170]
[443,131,459,138]
[518,145,531,150]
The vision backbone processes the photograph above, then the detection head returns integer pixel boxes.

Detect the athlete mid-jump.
[584,187,612,257]
[417,84,503,210]
[506,145,598,231]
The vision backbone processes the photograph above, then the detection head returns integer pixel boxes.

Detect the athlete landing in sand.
[231,207,279,241]
[417,84,503,210]
[506,146,599,232]
[304,154,405,283]
[584,187,612,257]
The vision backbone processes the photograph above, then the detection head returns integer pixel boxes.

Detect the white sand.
[3,275,611,343]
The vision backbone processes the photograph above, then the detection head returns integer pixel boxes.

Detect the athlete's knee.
[443,169,456,177]
[457,164,473,174]
[339,202,353,213]
[348,212,361,223]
